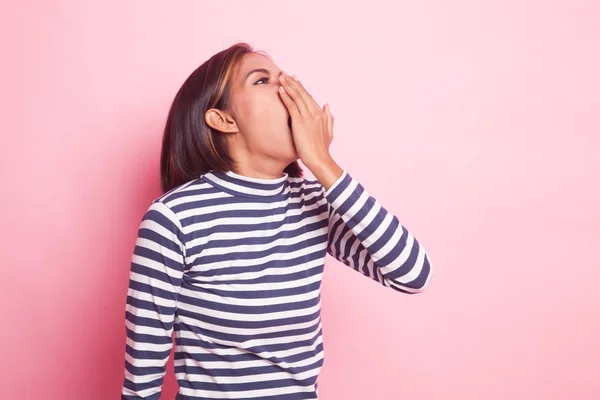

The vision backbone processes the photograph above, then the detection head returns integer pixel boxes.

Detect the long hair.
[160,42,303,193]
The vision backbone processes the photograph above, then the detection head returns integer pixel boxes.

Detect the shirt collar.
[202,169,289,199]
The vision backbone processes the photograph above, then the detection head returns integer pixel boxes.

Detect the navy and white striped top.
[121,169,432,399]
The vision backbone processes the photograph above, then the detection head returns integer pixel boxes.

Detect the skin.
[205,52,343,191]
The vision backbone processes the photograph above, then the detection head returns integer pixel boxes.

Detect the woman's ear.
[205,108,239,134]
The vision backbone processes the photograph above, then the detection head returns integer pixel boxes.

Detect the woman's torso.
[165,171,330,399]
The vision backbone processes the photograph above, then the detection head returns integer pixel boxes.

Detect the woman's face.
[224,53,298,168]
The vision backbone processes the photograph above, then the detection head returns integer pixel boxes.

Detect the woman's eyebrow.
[244,68,272,82]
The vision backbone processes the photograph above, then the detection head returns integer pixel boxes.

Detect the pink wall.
[1,1,599,399]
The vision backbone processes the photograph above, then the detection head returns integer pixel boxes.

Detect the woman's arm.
[321,168,433,294]
[121,200,186,399]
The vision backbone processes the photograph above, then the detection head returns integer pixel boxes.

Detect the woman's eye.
[254,77,269,85]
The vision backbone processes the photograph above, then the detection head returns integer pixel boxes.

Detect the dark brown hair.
[160,42,303,193]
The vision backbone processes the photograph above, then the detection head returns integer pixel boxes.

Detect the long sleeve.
[324,170,432,294]
[121,200,186,399]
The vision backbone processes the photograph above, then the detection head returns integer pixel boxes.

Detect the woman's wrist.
[308,157,344,192]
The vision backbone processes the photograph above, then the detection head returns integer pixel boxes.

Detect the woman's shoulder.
[138,177,215,232]
[152,177,206,206]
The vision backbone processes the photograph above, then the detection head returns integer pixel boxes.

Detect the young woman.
[121,42,432,400]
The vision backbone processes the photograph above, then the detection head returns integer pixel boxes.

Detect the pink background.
[1,1,599,399]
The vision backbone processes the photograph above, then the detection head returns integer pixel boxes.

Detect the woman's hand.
[278,71,334,171]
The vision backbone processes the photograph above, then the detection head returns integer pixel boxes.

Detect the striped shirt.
[121,169,432,399]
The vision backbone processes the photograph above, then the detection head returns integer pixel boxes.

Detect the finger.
[284,74,321,118]
[278,85,300,119]
[291,75,321,115]
[279,74,310,117]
